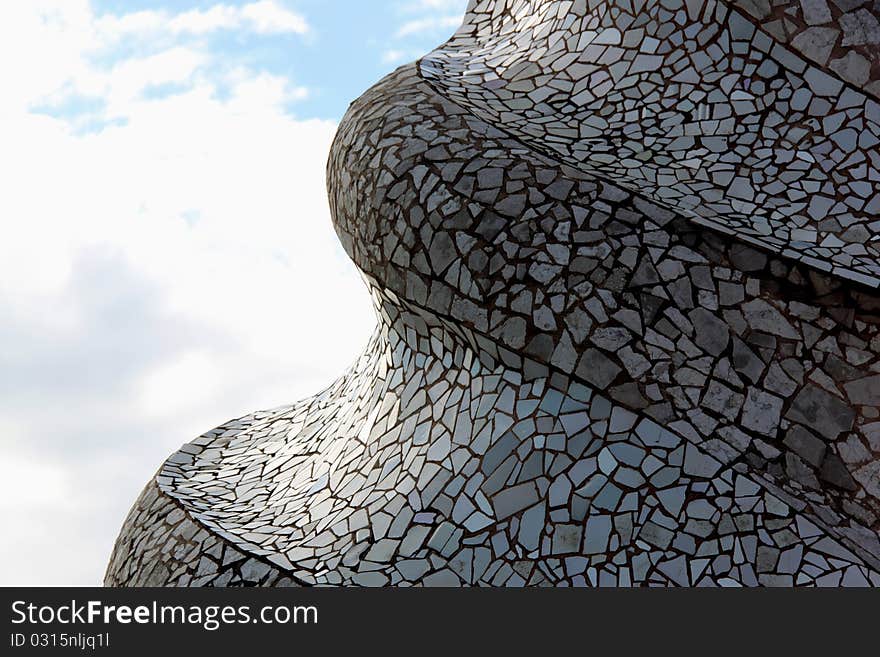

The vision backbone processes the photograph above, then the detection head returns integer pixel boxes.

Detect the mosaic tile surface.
[738,1,880,93]
[422,0,880,286]
[107,0,880,587]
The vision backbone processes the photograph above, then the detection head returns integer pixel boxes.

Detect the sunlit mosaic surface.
[107,0,880,587]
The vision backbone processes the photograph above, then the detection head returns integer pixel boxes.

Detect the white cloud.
[403,0,467,12]
[240,0,309,34]
[382,48,424,65]
[97,1,310,38]
[395,15,462,38]
[0,1,373,585]
[384,0,467,63]
[0,1,311,120]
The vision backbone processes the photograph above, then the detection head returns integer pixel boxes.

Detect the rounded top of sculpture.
[425,0,880,286]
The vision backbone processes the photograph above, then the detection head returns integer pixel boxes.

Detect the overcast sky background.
[0,0,467,586]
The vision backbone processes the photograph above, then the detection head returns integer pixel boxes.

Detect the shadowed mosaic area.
[106,0,880,587]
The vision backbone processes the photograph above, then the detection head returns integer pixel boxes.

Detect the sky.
[0,0,468,586]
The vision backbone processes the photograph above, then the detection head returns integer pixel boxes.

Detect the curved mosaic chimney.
[107,0,880,587]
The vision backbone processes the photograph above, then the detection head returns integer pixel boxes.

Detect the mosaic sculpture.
[107,0,880,587]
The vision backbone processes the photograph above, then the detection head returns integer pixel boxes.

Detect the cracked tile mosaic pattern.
[422,0,880,286]
[739,1,880,93]
[107,0,880,587]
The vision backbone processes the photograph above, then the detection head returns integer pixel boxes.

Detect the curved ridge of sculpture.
[421,0,880,285]
[106,1,880,587]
